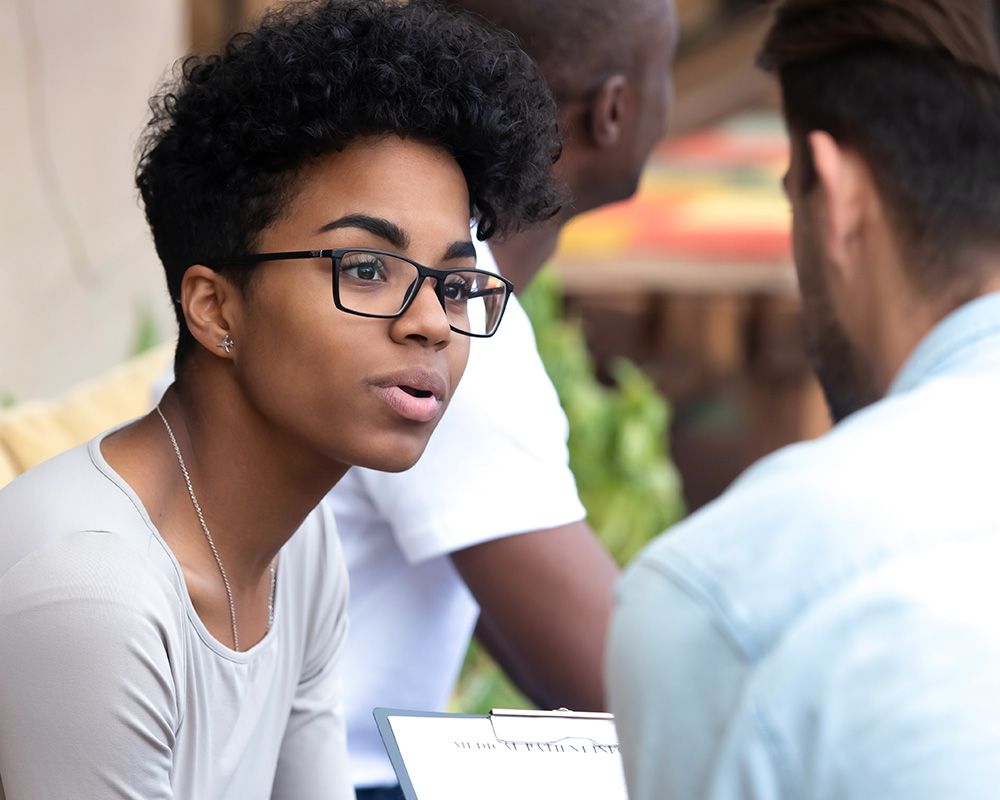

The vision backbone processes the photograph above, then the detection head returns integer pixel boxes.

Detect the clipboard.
[374,707,627,800]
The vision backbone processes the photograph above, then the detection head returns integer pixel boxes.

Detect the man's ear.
[179,265,241,359]
[588,74,629,149]
[808,130,869,283]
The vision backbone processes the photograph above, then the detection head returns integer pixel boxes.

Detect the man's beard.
[799,261,881,424]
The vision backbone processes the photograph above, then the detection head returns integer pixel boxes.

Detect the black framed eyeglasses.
[206,248,514,338]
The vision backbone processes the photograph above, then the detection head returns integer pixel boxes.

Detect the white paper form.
[387,714,628,800]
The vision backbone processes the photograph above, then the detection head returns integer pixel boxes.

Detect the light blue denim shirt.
[608,291,1000,800]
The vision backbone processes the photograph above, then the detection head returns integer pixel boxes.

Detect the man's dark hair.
[136,0,562,369]
[759,0,1000,292]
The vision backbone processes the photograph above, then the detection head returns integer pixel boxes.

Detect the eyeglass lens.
[336,250,507,336]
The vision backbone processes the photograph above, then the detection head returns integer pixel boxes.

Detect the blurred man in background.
[609,1,1000,797]
[325,1,678,797]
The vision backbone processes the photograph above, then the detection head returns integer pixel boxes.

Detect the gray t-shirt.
[0,430,352,800]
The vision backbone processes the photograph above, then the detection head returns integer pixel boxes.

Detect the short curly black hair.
[136,0,562,368]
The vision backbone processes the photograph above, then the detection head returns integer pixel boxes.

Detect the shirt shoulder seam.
[635,550,763,659]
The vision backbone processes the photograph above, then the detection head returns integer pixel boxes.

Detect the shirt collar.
[890,290,1000,396]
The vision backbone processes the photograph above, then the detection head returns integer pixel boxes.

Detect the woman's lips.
[372,385,443,423]
[369,368,448,423]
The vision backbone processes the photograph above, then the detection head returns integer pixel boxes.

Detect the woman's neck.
[103,370,347,598]
[157,379,347,583]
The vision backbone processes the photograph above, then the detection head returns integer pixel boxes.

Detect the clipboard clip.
[491,708,615,721]
[488,708,618,748]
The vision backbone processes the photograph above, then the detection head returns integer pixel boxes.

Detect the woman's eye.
[443,276,472,302]
[342,258,387,282]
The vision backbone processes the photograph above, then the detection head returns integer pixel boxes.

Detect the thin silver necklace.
[155,404,276,652]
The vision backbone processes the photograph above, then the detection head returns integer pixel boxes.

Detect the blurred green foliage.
[450,639,533,713]
[452,269,685,714]
[521,270,685,564]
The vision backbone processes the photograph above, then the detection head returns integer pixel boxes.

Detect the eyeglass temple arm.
[467,286,508,300]
[204,250,328,269]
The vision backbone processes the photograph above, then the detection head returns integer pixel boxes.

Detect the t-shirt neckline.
[88,422,282,663]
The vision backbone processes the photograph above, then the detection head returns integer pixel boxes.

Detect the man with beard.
[608,1,1000,798]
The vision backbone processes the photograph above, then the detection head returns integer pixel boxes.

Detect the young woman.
[0,2,560,797]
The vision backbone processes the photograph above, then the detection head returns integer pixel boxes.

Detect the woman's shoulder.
[1,528,184,628]
[2,434,171,560]
[0,437,185,631]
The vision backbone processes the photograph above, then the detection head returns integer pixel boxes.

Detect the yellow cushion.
[0,342,174,485]
[0,444,16,486]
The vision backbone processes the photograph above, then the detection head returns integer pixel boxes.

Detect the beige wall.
[0,0,185,402]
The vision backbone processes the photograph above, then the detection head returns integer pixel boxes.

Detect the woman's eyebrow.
[316,214,409,249]
[316,213,474,263]
[443,240,476,261]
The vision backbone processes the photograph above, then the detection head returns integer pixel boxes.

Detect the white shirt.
[326,239,586,787]
[608,291,1000,800]
[0,430,353,800]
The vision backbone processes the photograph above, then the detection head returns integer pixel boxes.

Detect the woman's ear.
[179,265,242,359]
[588,74,629,150]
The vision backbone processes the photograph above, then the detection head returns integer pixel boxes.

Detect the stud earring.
[217,335,234,354]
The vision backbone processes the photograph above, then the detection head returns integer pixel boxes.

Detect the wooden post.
[188,0,282,53]
[188,0,243,53]
[241,0,281,24]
